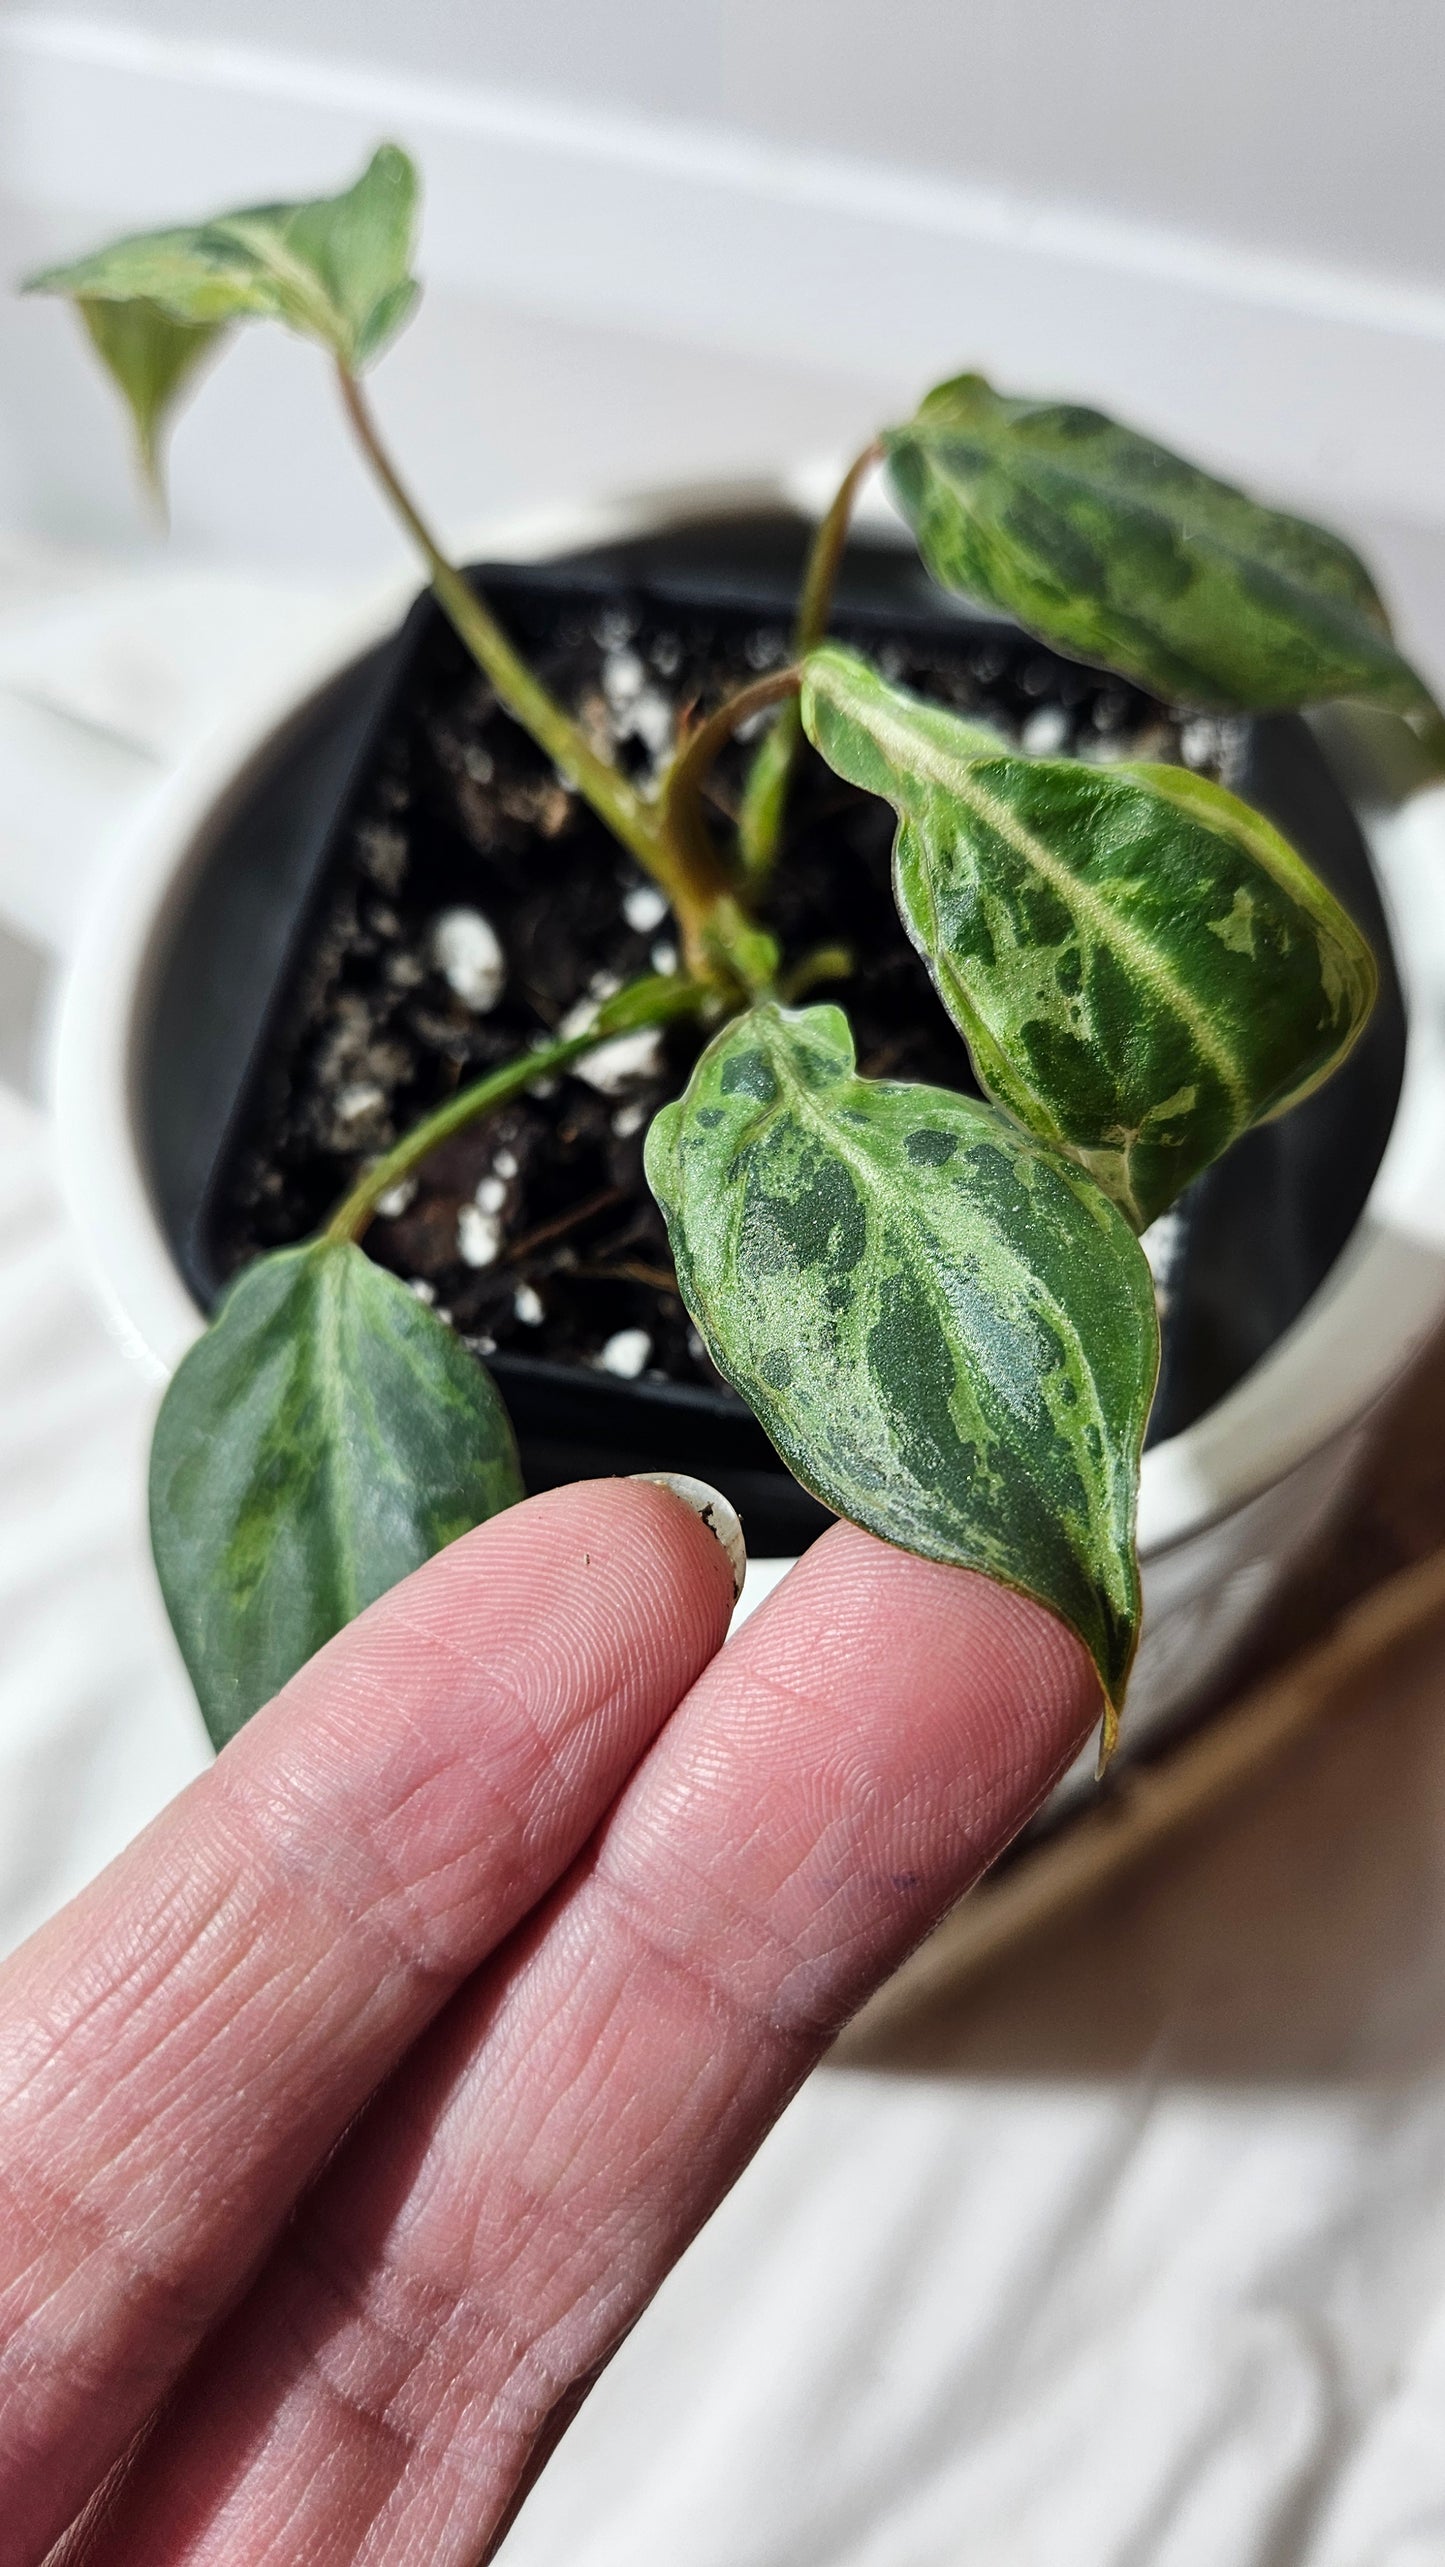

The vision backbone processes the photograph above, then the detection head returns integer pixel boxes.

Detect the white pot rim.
[50,479,1445,1567]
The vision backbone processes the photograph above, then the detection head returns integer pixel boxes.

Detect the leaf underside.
[77,298,224,491]
[802,646,1378,1229]
[646,1002,1158,1711]
[884,372,1426,716]
[150,1240,523,1749]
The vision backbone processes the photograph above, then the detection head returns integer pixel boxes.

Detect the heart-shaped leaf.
[76,297,224,494]
[802,646,1377,1230]
[150,1239,523,1749]
[646,1002,1157,1718]
[26,142,419,378]
[883,372,1427,716]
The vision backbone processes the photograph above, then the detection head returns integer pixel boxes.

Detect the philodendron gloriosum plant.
[30,145,1428,1757]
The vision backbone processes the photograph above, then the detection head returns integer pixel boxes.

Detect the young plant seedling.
[30,145,1421,1756]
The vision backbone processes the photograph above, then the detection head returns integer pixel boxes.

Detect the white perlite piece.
[1180,716,1228,772]
[558,983,663,1095]
[374,1175,417,1219]
[612,1100,648,1139]
[595,604,636,651]
[1142,1207,1186,1313]
[602,649,674,765]
[514,1282,544,1327]
[474,1174,507,1214]
[598,1327,652,1379]
[576,1028,664,1094]
[1021,706,1070,756]
[602,647,646,709]
[623,883,668,934]
[457,1204,502,1268]
[430,907,505,1012]
[335,1081,385,1123]
[492,1147,519,1179]
[629,691,676,762]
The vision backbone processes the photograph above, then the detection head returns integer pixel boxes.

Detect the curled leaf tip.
[73,296,224,508]
[26,141,422,399]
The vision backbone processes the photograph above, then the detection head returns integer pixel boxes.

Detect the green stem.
[335,364,723,957]
[658,668,801,993]
[738,439,883,877]
[661,665,801,860]
[796,441,886,657]
[324,974,708,1245]
[777,941,853,1003]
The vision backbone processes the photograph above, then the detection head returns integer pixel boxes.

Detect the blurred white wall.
[3,3,1445,660]
[12,0,1445,281]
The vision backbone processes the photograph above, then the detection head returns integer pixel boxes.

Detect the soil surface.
[211,575,1238,1390]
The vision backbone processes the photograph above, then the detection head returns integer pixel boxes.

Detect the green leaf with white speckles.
[646,1002,1157,1718]
[802,646,1378,1230]
[883,373,1428,716]
[150,1239,522,1750]
[26,143,419,380]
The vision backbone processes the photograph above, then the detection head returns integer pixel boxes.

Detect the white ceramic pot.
[50,483,1445,1797]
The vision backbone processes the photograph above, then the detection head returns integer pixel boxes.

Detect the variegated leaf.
[645,1002,1157,1716]
[883,373,1428,716]
[802,646,1377,1230]
[25,143,419,374]
[150,1238,523,1749]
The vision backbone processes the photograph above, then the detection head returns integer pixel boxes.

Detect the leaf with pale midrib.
[802,645,1378,1229]
[883,372,1428,716]
[25,146,420,479]
[646,1001,1157,1716]
[150,1239,523,1749]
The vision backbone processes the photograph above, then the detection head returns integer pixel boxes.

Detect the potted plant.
[29,145,1445,1775]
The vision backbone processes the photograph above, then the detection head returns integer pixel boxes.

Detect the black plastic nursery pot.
[139,512,1406,1560]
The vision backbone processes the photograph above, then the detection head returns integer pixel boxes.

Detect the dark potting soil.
[209,579,1238,1393]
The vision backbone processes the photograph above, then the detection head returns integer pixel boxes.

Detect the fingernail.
[630,1472,747,1599]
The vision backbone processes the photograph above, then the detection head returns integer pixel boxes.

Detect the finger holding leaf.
[33,144,1401,1774]
[646,1002,1158,1728]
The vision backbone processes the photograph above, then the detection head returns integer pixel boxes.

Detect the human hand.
[0,1476,1096,2565]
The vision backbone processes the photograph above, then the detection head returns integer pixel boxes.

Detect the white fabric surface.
[5,560,1445,2564]
[0,535,341,957]
[0,1080,206,1951]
